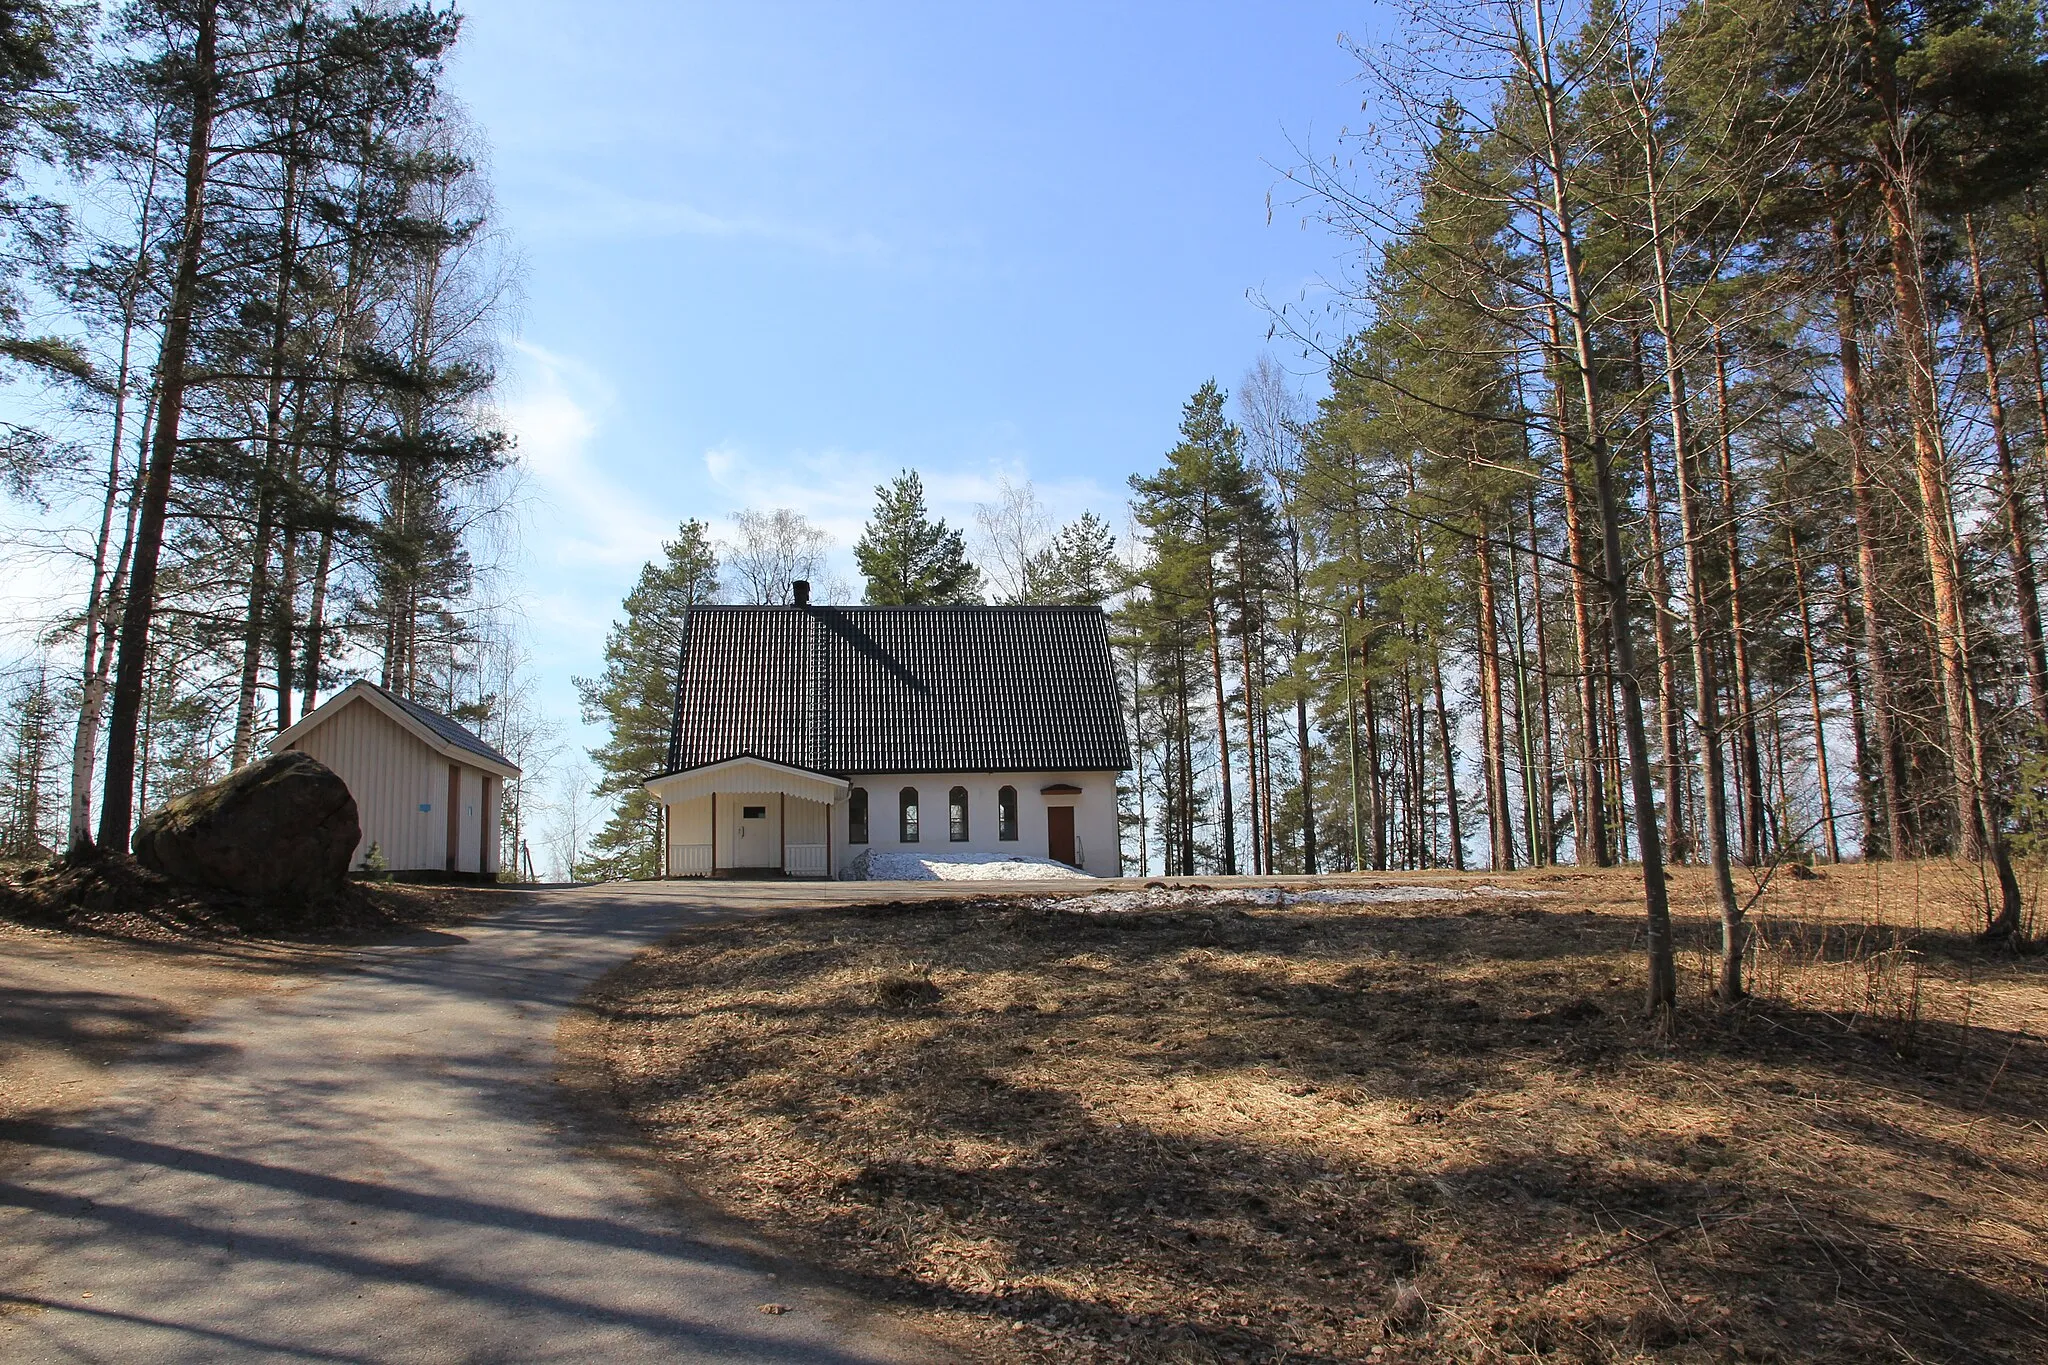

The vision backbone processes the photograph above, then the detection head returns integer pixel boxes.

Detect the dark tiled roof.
[370,682,518,770]
[664,605,1131,775]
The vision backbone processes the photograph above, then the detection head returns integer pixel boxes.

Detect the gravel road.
[0,881,970,1363]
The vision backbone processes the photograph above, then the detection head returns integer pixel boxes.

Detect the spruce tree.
[573,521,719,880]
[854,470,981,605]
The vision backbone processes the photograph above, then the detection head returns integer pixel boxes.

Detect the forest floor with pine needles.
[576,862,2048,1365]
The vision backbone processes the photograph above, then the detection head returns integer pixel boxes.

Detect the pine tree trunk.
[1342,602,1363,871]
[1965,216,2048,732]
[259,71,308,735]
[1126,646,1149,876]
[301,446,342,714]
[1476,521,1515,870]
[231,493,277,767]
[1527,491,1558,864]
[1712,330,1767,865]
[1530,26,1676,1011]
[66,145,161,856]
[99,3,220,852]
[1283,512,1317,872]
[1605,664,1627,863]
[1786,517,1841,862]
[273,521,300,731]
[1539,233,1609,867]
[1178,649,1195,874]
[1253,634,1269,871]
[1833,216,1911,859]
[68,380,154,856]
[1205,591,1237,875]
[1863,0,1989,862]
[1238,603,1263,875]
[1662,358,1741,994]
[1637,144,1742,993]
[1433,642,1466,871]
[1362,631,1385,871]
[2025,190,2048,534]
[1634,352,1688,862]
[1506,520,1542,864]
[1839,587,1875,843]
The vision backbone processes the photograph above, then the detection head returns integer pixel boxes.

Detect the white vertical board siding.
[285,697,445,870]
[666,796,712,876]
[785,796,828,844]
[832,771,1121,877]
[785,796,829,876]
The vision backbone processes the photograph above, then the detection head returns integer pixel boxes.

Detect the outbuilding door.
[1047,805,1076,867]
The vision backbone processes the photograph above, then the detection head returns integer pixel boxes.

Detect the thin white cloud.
[502,341,671,573]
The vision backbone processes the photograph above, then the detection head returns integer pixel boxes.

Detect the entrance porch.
[645,756,847,879]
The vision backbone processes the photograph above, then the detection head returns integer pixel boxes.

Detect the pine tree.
[855,470,981,605]
[574,520,719,881]
[1022,512,1120,605]
[1,665,60,857]
[1130,382,1271,874]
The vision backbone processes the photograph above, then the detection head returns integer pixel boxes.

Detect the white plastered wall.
[832,771,1121,877]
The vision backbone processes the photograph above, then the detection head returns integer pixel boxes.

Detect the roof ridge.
[686,602,1104,612]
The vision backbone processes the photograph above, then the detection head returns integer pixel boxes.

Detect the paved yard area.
[0,880,1027,1364]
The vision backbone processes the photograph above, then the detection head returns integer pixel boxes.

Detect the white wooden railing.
[786,843,828,877]
[669,843,713,877]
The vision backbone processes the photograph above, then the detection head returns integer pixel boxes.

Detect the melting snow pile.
[1041,883,1555,913]
[856,851,1095,881]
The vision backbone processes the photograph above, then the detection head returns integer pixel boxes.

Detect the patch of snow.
[1037,883,1558,913]
[857,851,1095,882]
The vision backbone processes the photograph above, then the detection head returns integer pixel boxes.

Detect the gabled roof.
[662,604,1132,776]
[644,753,850,805]
[272,679,520,778]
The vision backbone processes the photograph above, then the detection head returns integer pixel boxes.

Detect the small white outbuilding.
[271,680,519,876]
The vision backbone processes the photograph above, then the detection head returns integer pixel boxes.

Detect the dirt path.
[0,881,993,1364]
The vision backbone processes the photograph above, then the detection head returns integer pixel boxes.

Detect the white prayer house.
[272,679,520,875]
[643,584,1130,879]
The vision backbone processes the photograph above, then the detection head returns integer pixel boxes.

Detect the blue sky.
[448,0,1383,767]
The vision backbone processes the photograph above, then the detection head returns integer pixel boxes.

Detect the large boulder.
[134,751,360,901]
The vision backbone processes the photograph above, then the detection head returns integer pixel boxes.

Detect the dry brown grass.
[582,863,2048,1364]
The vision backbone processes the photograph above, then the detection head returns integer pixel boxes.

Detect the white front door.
[732,800,777,868]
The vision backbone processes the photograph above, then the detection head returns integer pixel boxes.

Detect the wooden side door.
[445,764,461,872]
[1047,804,1076,868]
[480,776,494,876]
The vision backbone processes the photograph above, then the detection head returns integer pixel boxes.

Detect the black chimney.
[792,579,810,607]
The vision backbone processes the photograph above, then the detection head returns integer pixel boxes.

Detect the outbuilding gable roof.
[273,679,520,777]
[663,604,1131,776]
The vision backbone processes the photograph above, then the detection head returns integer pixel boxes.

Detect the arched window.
[948,786,969,841]
[998,785,1018,841]
[848,787,869,844]
[899,787,920,842]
